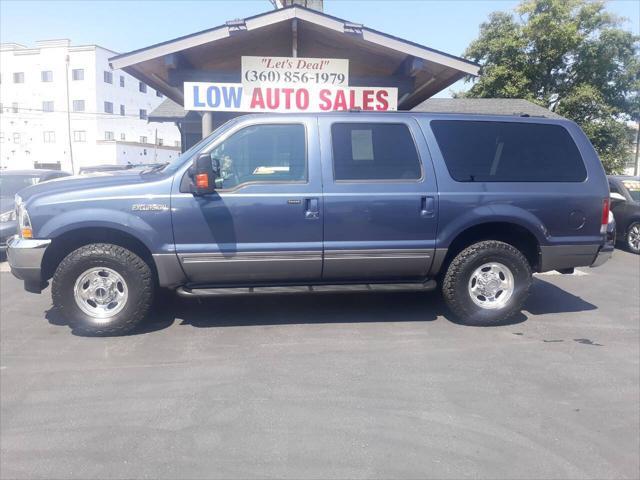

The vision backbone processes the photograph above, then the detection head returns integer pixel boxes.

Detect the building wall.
[0,39,180,173]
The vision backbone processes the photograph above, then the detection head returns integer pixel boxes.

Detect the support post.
[202,112,214,138]
[292,18,298,58]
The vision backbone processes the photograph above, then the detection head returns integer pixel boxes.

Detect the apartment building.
[0,39,181,173]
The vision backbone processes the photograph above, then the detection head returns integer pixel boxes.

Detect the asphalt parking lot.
[0,250,639,480]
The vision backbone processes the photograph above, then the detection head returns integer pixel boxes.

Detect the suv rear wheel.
[442,240,532,325]
[52,243,154,335]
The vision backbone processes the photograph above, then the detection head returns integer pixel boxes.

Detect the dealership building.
[109,0,482,151]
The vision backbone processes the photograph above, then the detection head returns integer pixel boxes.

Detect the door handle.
[421,196,435,217]
[304,198,319,220]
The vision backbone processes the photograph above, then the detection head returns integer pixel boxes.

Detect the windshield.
[153,117,243,175]
[622,180,640,202]
[0,175,39,198]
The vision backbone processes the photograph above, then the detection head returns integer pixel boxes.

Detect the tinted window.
[331,123,421,181]
[431,120,587,182]
[209,124,306,189]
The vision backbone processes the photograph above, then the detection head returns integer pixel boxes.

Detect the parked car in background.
[0,170,71,252]
[608,175,640,254]
[6,113,614,335]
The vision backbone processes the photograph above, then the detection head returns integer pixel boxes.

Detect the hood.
[0,196,14,214]
[17,171,163,203]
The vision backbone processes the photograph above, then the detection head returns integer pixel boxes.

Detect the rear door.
[317,115,438,281]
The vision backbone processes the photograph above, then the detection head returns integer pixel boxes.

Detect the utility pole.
[64,55,75,173]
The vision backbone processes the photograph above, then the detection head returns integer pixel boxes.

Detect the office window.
[119,76,125,87]
[72,100,85,112]
[13,133,21,143]
[331,123,421,181]
[156,90,163,98]
[13,72,24,83]
[73,130,86,142]
[430,120,588,182]
[43,131,55,143]
[120,133,126,141]
[42,101,54,113]
[208,124,307,189]
[157,138,163,146]
[139,109,147,120]
[104,101,113,114]
[72,69,84,81]
[140,136,147,144]
[12,103,18,113]
[104,71,113,84]
[104,131,114,141]
[119,104,125,116]
[41,70,53,82]
[139,82,147,93]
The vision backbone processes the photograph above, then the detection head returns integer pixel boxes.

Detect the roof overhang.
[110,5,479,110]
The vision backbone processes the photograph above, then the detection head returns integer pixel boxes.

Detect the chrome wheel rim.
[468,262,514,310]
[73,267,128,321]
[628,224,640,251]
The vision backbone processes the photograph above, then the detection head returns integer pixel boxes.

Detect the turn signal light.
[21,227,33,239]
[196,173,209,189]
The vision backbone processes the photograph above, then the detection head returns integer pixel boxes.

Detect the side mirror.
[190,152,217,195]
[610,192,626,203]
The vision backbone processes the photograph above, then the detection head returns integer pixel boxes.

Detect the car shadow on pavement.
[524,277,597,315]
[45,277,596,337]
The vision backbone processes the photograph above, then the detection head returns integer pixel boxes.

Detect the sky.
[1,0,638,97]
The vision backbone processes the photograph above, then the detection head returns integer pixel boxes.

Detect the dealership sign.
[183,56,398,113]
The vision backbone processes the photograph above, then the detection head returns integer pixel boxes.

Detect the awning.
[110,5,479,110]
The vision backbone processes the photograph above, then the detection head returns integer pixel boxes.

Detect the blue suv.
[6,113,614,335]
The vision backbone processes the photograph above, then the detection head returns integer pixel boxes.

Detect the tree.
[461,0,639,173]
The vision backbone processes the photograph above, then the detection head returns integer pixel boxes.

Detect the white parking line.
[537,269,589,276]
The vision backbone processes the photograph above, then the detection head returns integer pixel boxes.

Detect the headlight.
[0,210,16,223]
[15,195,33,238]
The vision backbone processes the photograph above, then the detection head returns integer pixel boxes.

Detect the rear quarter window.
[430,120,587,182]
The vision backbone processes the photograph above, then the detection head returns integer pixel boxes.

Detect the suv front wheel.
[52,243,155,335]
[442,240,532,326]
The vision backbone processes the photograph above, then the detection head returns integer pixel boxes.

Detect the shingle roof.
[412,98,563,118]
[148,98,189,121]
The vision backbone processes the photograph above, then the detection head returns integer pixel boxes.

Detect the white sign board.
[184,82,398,113]
[241,56,349,87]
[183,56,397,113]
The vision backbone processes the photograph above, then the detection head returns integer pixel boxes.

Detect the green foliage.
[462,0,639,173]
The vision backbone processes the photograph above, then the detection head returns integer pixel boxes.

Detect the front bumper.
[6,235,51,291]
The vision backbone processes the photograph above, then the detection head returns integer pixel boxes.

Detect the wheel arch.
[434,221,541,276]
[41,226,158,283]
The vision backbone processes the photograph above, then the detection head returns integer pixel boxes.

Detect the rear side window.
[431,120,587,182]
[331,123,421,181]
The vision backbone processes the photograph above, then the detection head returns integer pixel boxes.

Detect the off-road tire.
[52,243,154,335]
[626,221,640,254]
[442,240,532,326]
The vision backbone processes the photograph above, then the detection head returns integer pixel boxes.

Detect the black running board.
[176,280,437,298]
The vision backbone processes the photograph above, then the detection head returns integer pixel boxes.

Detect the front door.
[171,118,323,285]
[317,116,439,281]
